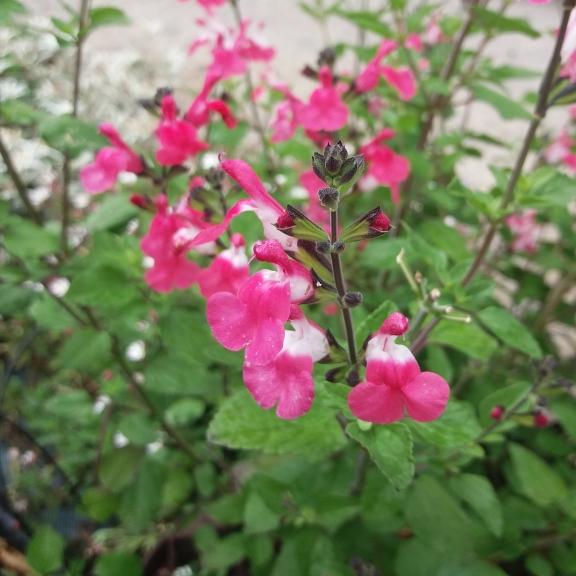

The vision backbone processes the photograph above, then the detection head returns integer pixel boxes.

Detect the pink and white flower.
[348,312,450,424]
[80,124,143,194]
[506,209,541,254]
[243,308,329,419]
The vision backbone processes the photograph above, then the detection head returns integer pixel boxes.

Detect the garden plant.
[1,0,576,574]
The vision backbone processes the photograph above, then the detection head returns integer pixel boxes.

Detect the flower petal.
[348,381,405,424]
[206,292,252,351]
[402,371,450,422]
[245,316,286,366]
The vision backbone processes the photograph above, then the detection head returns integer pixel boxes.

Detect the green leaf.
[0,100,46,126]
[165,398,205,427]
[208,390,346,455]
[549,400,576,439]
[334,9,392,37]
[347,422,414,489]
[450,474,503,536]
[39,115,106,158]
[30,294,78,330]
[82,488,120,522]
[99,446,145,491]
[85,194,139,232]
[88,6,129,31]
[117,413,158,446]
[471,84,532,120]
[428,321,497,360]
[409,401,482,449]
[478,307,542,358]
[508,443,567,506]
[53,329,112,373]
[0,284,34,315]
[27,526,64,574]
[473,6,540,38]
[2,216,59,258]
[355,300,396,347]
[0,0,26,26]
[478,381,530,427]
[244,492,280,534]
[202,534,247,572]
[94,553,142,576]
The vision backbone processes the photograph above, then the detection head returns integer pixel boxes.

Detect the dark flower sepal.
[340,207,392,243]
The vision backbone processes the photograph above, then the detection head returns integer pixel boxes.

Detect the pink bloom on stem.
[425,15,445,45]
[361,130,410,204]
[561,10,576,81]
[270,98,301,142]
[80,124,143,194]
[355,39,398,94]
[185,73,237,129]
[253,239,314,303]
[197,233,249,298]
[155,95,208,166]
[348,312,450,424]
[544,131,573,163]
[207,270,291,365]
[243,307,329,419]
[405,33,424,53]
[299,66,349,132]
[197,0,227,10]
[381,66,417,101]
[528,0,551,4]
[140,196,205,293]
[506,209,540,254]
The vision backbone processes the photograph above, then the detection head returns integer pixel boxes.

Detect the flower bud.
[337,155,365,186]
[316,240,332,253]
[490,405,505,421]
[343,291,363,308]
[332,240,345,253]
[340,207,392,243]
[324,141,348,176]
[318,46,337,68]
[130,194,153,211]
[318,187,339,211]
[533,410,550,428]
[312,152,326,181]
[275,205,329,242]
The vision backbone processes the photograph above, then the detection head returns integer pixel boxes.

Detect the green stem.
[330,209,358,368]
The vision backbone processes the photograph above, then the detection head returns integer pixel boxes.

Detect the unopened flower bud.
[318,46,337,68]
[324,141,348,176]
[343,291,363,308]
[276,210,295,230]
[533,410,550,428]
[429,288,441,302]
[347,368,360,386]
[337,155,365,186]
[318,187,339,211]
[332,240,345,253]
[316,240,332,253]
[205,167,225,188]
[490,405,505,421]
[274,205,328,242]
[312,152,326,181]
[340,207,391,243]
[130,194,153,211]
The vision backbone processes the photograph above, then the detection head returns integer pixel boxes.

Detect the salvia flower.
[243,307,329,419]
[348,312,450,424]
[80,124,143,194]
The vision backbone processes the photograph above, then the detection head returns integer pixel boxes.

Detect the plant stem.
[61,0,91,256]
[330,209,358,368]
[462,0,573,287]
[350,449,369,497]
[229,0,276,172]
[0,131,42,224]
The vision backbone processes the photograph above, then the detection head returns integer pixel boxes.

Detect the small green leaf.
[99,446,145,492]
[2,216,59,258]
[0,100,46,126]
[86,194,139,232]
[208,390,346,456]
[53,329,112,373]
[244,492,280,534]
[478,307,542,358]
[27,526,64,574]
[346,422,414,489]
[94,553,142,576]
[509,443,567,506]
[473,6,540,39]
[39,115,106,158]
[428,321,497,360]
[0,0,26,26]
[88,6,129,31]
[471,84,532,120]
[334,9,392,37]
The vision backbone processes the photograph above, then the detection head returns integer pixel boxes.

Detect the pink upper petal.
[348,381,405,424]
[381,66,417,101]
[401,371,450,422]
[206,292,252,351]
[245,316,287,366]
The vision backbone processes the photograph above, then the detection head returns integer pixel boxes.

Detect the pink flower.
[270,98,301,142]
[185,73,237,129]
[361,130,410,204]
[545,131,573,163]
[348,312,450,424]
[253,239,314,303]
[243,308,329,419]
[425,15,445,45]
[197,0,227,10]
[561,10,576,81]
[405,33,424,53]
[155,95,208,166]
[381,66,417,101]
[220,159,298,250]
[197,233,249,298]
[298,67,349,132]
[80,124,143,194]
[140,196,206,293]
[506,209,540,254]
[207,270,291,365]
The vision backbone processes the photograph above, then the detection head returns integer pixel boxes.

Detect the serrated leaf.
[346,422,414,489]
[207,390,346,455]
[478,307,542,358]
